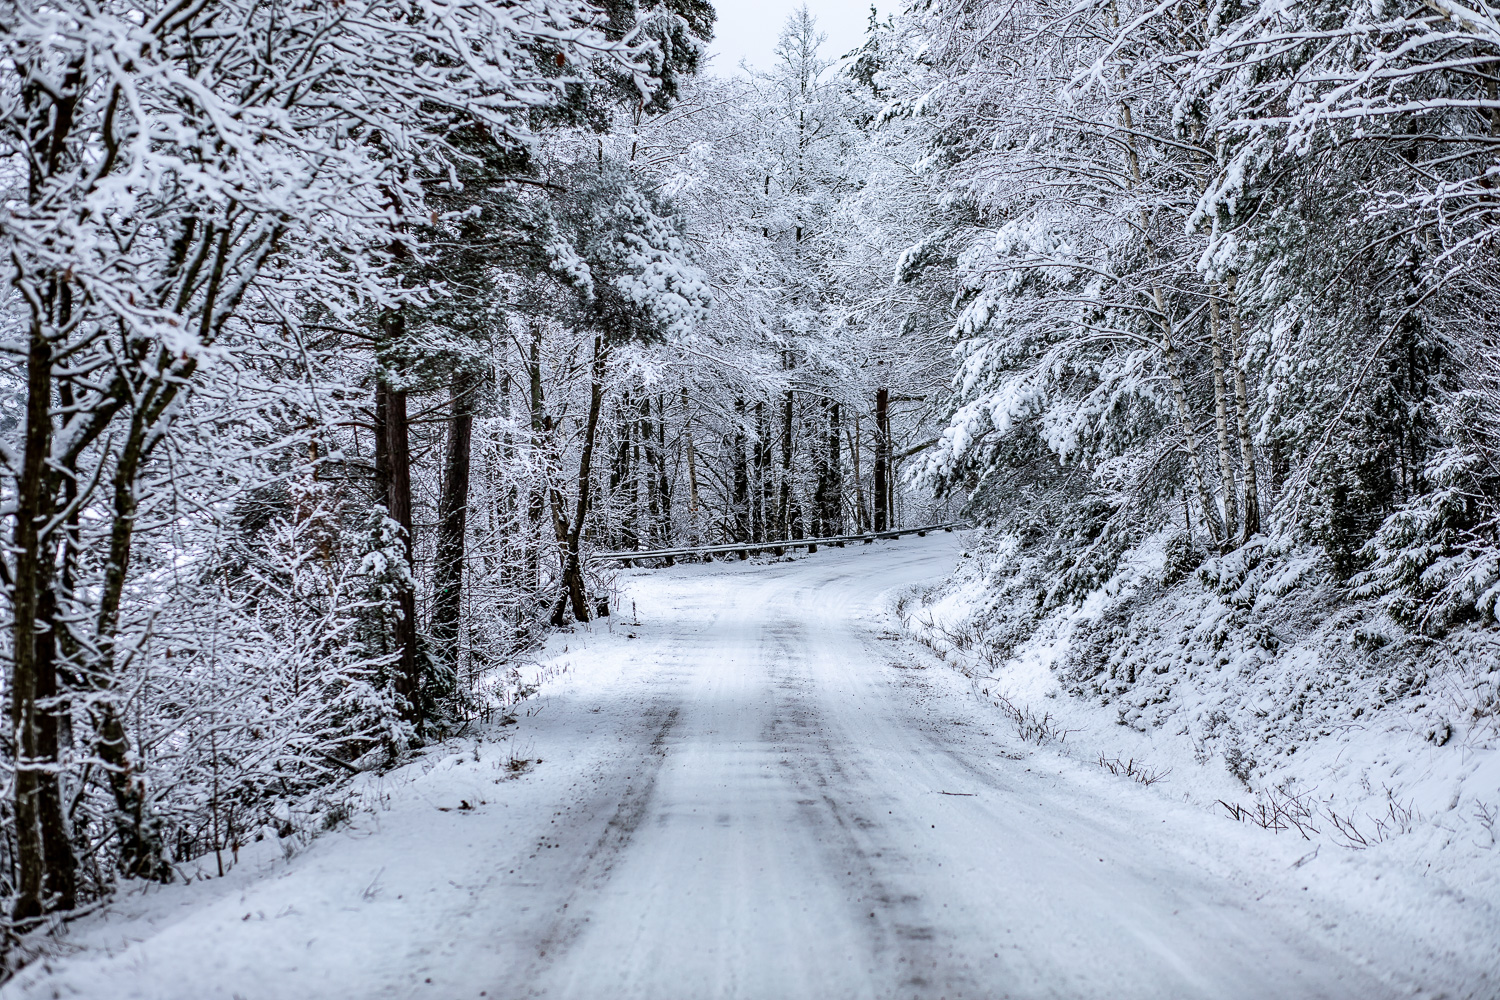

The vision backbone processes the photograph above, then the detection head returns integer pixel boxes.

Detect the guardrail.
[595,522,965,567]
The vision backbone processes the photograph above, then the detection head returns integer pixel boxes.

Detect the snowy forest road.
[498,537,1405,1000]
[7,536,1449,1000]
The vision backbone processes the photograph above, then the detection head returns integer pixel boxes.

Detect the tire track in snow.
[522,701,684,975]
[758,603,982,999]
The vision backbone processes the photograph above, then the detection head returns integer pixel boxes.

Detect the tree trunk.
[11,313,57,918]
[779,352,803,540]
[732,397,750,545]
[1116,89,1224,545]
[80,341,214,881]
[375,372,421,731]
[431,368,474,662]
[93,409,173,884]
[753,401,771,542]
[1120,90,1226,547]
[849,416,867,533]
[527,328,551,604]
[1226,274,1262,540]
[495,376,522,621]
[46,381,83,910]
[682,387,702,546]
[555,334,608,626]
[85,346,218,887]
[613,394,636,550]
[1152,288,1224,547]
[812,399,831,539]
[1208,286,1240,549]
[640,395,663,546]
[34,588,77,912]
[537,385,574,590]
[827,400,844,538]
[888,457,898,530]
[655,395,674,555]
[628,397,643,549]
[608,401,624,545]
[874,388,890,532]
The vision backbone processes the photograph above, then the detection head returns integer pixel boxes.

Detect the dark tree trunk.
[752,401,769,542]
[655,396,674,557]
[780,360,803,540]
[827,400,844,539]
[638,395,671,553]
[613,393,635,550]
[48,390,84,912]
[431,368,475,663]
[639,395,661,545]
[874,387,890,532]
[756,401,774,544]
[555,334,608,626]
[33,589,77,912]
[92,701,167,881]
[11,315,55,919]
[811,399,832,539]
[682,387,702,546]
[732,397,750,545]
[94,407,173,884]
[375,368,421,731]
[85,338,222,885]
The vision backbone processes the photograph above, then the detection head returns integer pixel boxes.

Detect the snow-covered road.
[9,535,1490,999]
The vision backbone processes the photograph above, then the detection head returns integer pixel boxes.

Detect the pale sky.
[706,0,881,76]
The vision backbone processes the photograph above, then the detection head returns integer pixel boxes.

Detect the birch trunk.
[1119,95,1224,546]
[1209,286,1240,548]
[1226,274,1262,540]
[527,327,551,599]
[1152,288,1225,546]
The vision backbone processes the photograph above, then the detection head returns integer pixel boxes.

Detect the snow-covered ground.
[901,529,1500,962]
[7,534,1497,999]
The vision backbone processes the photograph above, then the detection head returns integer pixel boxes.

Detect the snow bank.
[900,529,1500,914]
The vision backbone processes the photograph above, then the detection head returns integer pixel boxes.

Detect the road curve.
[505,537,1396,1000]
[4,535,1436,1000]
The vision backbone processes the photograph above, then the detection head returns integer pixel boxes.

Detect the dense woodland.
[2,0,1498,954]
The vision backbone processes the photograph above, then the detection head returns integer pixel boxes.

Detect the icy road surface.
[8,534,1493,1000]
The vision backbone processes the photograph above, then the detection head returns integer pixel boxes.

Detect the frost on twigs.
[1096,755,1171,787]
[1218,783,1423,851]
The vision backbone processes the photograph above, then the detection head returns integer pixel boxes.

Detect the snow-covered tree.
[0,0,647,923]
